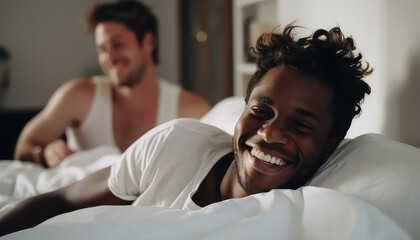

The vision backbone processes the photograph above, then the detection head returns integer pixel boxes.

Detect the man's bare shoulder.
[50,77,97,105]
[61,77,95,95]
[44,77,97,122]
[177,89,211,118]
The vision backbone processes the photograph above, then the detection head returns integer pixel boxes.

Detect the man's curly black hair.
[245,23,372,139]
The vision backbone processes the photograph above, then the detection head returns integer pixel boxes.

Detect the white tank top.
[66,76,180,152]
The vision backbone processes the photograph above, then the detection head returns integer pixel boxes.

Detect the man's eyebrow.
[256,96,320,122]
[295,108,320,122]
[256,97,273,105]
[110,34,124,41]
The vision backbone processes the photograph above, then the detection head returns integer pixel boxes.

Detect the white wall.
[382,0,420,149]
[0,0,179,109]
[276,0,420,147]
[142,0,180,86]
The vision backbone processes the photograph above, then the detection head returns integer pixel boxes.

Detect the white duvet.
[2,186,411,240]
[0,146,121,216]
[0,97,419,239]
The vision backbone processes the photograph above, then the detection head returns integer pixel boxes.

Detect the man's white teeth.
[250,147,286,166]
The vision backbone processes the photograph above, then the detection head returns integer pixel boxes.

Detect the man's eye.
[291,121,313,133]
[112,42,123,49]
[250,107,272,119]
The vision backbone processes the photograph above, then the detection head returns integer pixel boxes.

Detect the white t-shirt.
[108,119,233,210]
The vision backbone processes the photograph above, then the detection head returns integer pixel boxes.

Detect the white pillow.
[202,97,420,238]
[200,96,245,135]
[309,133,420,239]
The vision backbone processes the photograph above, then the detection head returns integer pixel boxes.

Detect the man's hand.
[43,139,74,167]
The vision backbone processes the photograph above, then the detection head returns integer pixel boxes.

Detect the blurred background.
[0,0,419,159]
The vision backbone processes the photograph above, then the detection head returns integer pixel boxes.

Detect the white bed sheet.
[0,96,243,217]
[0,145,121,217]
[1,97,419,239]
[2,187,411,240]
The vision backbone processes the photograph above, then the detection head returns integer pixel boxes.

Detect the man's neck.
[112,66,160,105]
[191,152,234,207]
[109,66,160,151]
[220,160,249,200]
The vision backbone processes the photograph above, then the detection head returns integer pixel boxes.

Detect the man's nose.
[100,49,118,65]
[257,120,290,144]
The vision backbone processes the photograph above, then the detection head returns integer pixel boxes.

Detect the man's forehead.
[249,69,334,121]
[95,30,128,48]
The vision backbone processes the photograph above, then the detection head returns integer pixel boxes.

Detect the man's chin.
[107,74,123,85]
[112,77,133,87]
[119,79,141,87]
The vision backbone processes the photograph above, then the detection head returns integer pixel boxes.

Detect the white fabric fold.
[3,187,411,240]
[0,145,121,217]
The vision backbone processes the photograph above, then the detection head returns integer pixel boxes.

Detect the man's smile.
[250,147,289,166]
[240,142,298,177]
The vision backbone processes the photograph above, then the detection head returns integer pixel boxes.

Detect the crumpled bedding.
[0,96,418,239]
[2,186,411,240]
[0,145,121,217]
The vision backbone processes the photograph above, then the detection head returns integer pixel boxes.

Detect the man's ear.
[141,32,156,53]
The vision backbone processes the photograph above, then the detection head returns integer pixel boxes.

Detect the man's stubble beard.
[232,137,253,195]
[232,134,309,194]
[118,62,147,87]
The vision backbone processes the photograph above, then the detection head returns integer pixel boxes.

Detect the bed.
[1,96,419,239]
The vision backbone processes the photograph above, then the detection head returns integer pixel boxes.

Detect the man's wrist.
[32,145,47,168]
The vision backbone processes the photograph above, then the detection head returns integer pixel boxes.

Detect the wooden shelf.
[236,63,256,75]
[232,0,277,96]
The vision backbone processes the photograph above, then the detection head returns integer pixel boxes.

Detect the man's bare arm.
[14,79,94,167]
[0,167,130,236]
